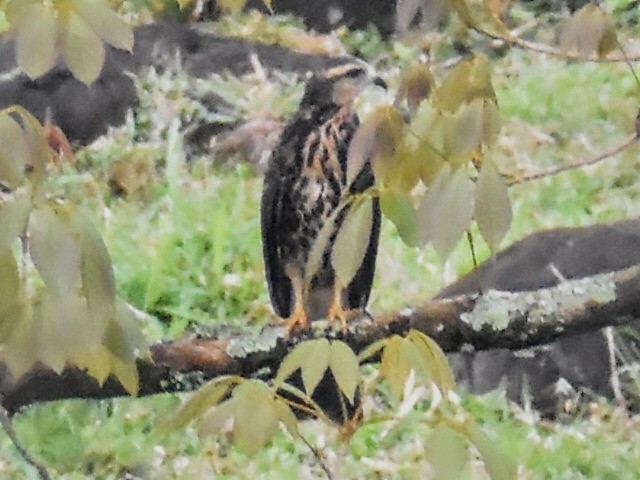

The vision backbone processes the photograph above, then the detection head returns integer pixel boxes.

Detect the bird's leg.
[283,276,310,333]
[327,283,360,332]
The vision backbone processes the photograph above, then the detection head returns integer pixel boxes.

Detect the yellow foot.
[327,301,362,332]
[282,306,310,335]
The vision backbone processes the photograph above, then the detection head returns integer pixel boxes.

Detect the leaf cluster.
[1,0,133,84]
[170,330,516,478]
[0,106,144,394]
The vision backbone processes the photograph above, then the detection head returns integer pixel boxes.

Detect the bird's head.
[300,62,387,109]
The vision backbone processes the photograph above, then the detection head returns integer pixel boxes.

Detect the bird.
[261,62,386,332]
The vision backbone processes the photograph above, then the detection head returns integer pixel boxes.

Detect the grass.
[2,8,640,479]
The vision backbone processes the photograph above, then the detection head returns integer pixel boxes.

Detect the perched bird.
[261,62,386,332]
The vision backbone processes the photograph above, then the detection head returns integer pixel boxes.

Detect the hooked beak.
[372,76,388,90]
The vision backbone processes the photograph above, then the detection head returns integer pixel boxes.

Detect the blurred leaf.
[276,338,331,396]
[0,113,29,187]
[218,0,249,13]
[29,204,82,296]
[407,330,456,393]
[228,380,280,456]
[466,422,517,480]
[0,249,21,342]
[379,188,418,247]
[433,56,496,114]
[274,399,299,438]
[69,208,116,335]
[560,5,619,58]
[75,0,134,51]
[449,0,477,27]
[1,312,37,377]
[104,300,147,362]
[0,192,30,250]
[9,1,58,79]
[396,61,435,116]
[424,423,469,480]
[169,376,242,430]
[332,197,374,287]
[417,166,475,259]
[444,99,484,156]
[357,338,387,362]
[381,335,412,401]
[475,158,512,252]
[329,340,360,404]
[109,355,140,396]
[61,11,105,84]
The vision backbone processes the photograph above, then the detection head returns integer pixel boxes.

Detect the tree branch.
[2,264,640,413]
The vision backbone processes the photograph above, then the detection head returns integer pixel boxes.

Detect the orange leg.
[283,276,310,334]
[327,283,360,332]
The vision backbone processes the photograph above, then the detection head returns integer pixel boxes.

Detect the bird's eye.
[342,68,366,79]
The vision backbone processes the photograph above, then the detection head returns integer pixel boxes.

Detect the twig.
[508,133,640,185]
[299,432,334,480]
[0,404,51,480]
[475,27,640,63]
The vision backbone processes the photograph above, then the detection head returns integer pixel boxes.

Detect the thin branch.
[0,404,51,480]
[508,133,640,185]
[299,432,334,480]
[474,27,640,63]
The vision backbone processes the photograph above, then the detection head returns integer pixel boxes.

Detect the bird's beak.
[372,76,388,90]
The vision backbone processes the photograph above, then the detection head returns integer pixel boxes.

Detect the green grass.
[2,8,640,479]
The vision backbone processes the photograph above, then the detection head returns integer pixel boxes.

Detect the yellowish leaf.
[415,164,450,247]
[332,197,374,287]
[424,423,470,480]
[474,158,512,252]
[300,338,331,395]
[444,99,484,156]
[418,166,474,259]
[274,398,299,438]
[357,338,387,363]
[0,114,29,187]
[29,204,82,296]
[449,0,477,27]
[381,335,412,400]
[70,208,116,333]
[169,376,241,430]
[407,330,456,392]
[466,422,517,480]
[433,56,496,114]
[0,249,21,342]
[329,340,360,404]
[61,11,105,84]
[0,192,30,250]
[396,61,435,116]
[217,0,249,13]
[75,0,134,51]
[1,313,37,377]
[11,2,58,79]
[231,380,280,455]
[560,5,619,58]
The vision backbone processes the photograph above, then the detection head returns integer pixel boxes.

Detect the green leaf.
[11,2,58,79]
[424,423,469,480]
[0,192,30,250]
[332,197,374,287]
[61,10,105,85]
[379,189,418,247]
[466,422,517,480]
[29,204,82,296]
[474,158,512,252]
[329,340,360,404]
[444,99,484,156]
[417,166,474,259]
[74,0,134,51]
[169,376,242,430]
[0,113,29,187]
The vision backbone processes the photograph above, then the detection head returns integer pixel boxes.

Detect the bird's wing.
[261,150,293,318]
